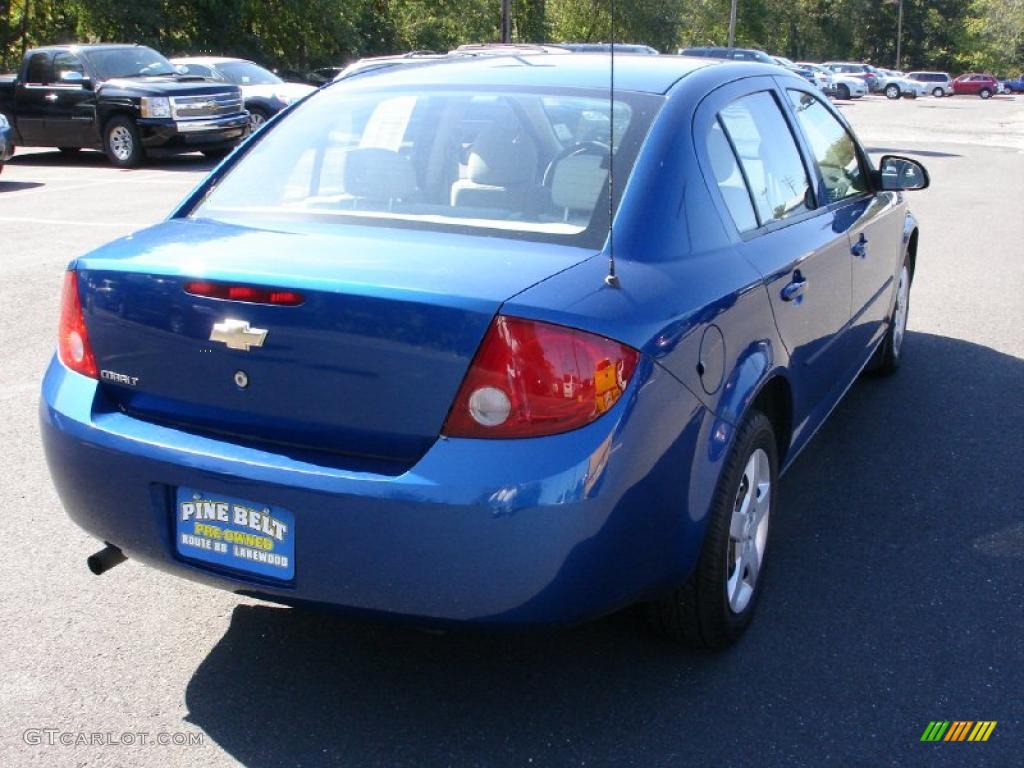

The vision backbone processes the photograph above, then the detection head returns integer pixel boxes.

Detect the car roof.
[330,52,715,95]
[31,43,155,54]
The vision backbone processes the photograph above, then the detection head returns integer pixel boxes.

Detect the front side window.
[193,87,656,247]
[786,90,868,203]
[718,91,812,226]
[53,53,84,81]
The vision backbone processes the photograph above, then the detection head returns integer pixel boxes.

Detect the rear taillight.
[58,271,98,379]
[443,316,639,439]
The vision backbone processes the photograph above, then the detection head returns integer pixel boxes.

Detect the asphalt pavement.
[0,94,1021,768]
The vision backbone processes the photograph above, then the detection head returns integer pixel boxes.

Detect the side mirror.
[60,70,87,86]
[876,154,930,191]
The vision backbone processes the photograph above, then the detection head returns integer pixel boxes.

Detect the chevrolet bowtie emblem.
[210,319,268,351]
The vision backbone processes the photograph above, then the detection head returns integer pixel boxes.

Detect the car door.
[783,86,905,364]
[48,51,97,147]
[696,78,853,411]
[13,50,54,145]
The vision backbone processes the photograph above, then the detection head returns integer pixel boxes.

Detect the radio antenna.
[604,0,620,288]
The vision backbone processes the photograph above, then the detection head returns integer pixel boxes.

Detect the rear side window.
[718,92,812,226]
[706,121,757,232]
[786,90,868,203]
[25,52,52,84]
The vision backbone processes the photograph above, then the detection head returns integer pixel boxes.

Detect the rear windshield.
[218,61,281,85]
[192,85,658,246]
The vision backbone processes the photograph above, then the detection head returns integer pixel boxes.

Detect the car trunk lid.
[77,218,594,466]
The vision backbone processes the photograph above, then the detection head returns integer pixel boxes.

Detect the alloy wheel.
[726,447,771,614]
[892,265,910,358]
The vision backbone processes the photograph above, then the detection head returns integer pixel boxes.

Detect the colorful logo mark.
[921,721,997,742]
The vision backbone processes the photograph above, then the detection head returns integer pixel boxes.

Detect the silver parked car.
[906,71,955,97]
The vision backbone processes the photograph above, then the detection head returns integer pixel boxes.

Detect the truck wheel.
[104,116,144,168]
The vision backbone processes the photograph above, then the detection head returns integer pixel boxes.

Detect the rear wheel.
[932,87,944,97]
[104,116,144,168]
[885,84,901,99]
[979,88,992,99]
[647,410,777,649]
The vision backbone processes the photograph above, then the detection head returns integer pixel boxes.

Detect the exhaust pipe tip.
[87,544,127,576]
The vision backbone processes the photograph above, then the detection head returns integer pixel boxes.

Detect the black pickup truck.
[0,44,249,167]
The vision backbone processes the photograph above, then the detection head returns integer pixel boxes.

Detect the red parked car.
[952,73,1000,98]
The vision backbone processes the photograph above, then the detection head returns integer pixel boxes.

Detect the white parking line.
[0,172,180,199]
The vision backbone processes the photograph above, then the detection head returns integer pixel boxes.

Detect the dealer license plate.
[175,488,295,581]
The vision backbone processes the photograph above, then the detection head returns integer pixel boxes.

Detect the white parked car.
[798,63,867,100]
[171,57,315,132]
[877,69,929,99]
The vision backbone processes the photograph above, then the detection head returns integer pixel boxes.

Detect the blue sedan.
[41,54,928,648]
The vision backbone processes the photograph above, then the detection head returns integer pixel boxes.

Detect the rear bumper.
[41,356,713,625]
[137,114,249,153]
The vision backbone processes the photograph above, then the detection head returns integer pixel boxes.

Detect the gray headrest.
[550,153,607,212]
[467,124,537,185]
[343,148,416,200]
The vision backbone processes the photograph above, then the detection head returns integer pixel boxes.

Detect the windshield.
[192,86,658,247]
[217,61,281,86]
[87,46,177,79]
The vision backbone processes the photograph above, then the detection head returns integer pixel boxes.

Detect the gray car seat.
[450,123,538,212]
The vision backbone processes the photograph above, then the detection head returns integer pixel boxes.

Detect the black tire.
[58,146,81,155]
[979,88,992,99]
[103,115,144,168]
[647,410,778,649]
[932,87,944,98]
[247,106,271,133]
[870,257,911,375]
[201,147,232,160]
[885,84,900,99]
[837,83,851,100]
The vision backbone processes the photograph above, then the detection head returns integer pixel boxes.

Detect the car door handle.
[45,93,58,102]
[851,233,868,258]
[781,271,808,302]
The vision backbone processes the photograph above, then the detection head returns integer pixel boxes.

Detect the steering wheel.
[542,141,611,187]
